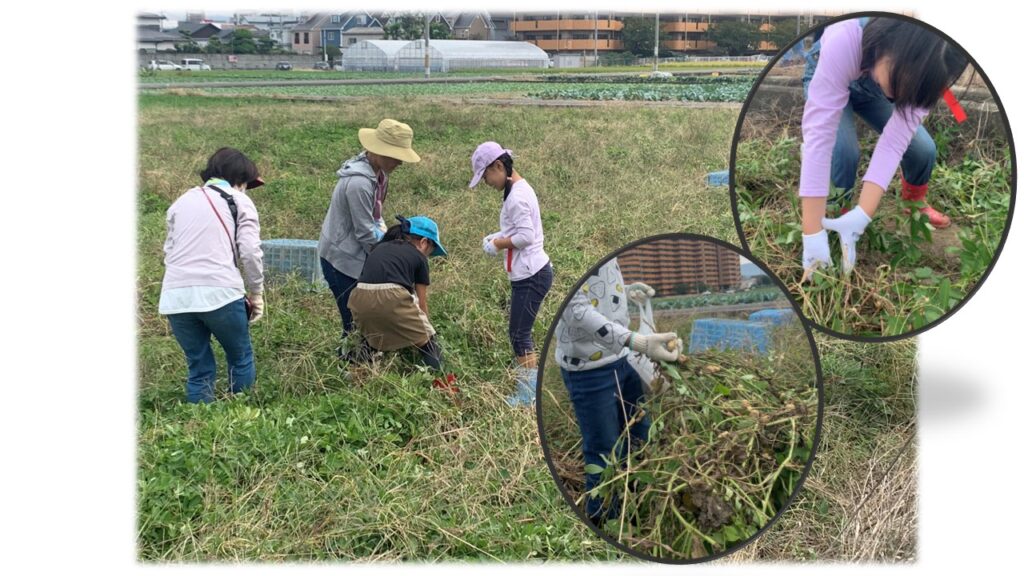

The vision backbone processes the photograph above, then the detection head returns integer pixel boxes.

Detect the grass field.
[137,90,918,562]
[734,75,1013,337]
[137,92,737,560]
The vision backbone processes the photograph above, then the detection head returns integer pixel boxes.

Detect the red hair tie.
[943,88,967,123]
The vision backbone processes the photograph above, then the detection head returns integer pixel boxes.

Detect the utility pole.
[593,11,598,66]
[424,13,430,79]
[653,12,660,72]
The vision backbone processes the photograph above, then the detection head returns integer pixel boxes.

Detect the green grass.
[137,92,737,561]
[735,110,1012,337]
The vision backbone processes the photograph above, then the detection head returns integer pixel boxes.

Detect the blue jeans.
[320,258,358,336]
[167,298,255,403]
[562,356,650,521]
[804,44,936,192]
[509,262,553,357]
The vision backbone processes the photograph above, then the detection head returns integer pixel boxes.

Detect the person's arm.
[862,106,930,204]
[800,20,862,207]
[415,284,428,315]
[235,194,264,295]
[343,178,380,254]
[496,196,537,250]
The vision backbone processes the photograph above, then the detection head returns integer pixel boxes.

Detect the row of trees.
[174,29,285,55]
[621,16,800,57]
[382,15,452,40]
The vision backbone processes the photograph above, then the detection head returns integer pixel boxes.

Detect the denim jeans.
[562,355,650,521]
[167,297,255,403]
[509,262,553,357]
[320,257,359,336]
[803,41,936,193]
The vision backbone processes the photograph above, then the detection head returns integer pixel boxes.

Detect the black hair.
[374,217,430,251]
[200,147,260,188]
[494,152,515,201]
[861,17,969,112]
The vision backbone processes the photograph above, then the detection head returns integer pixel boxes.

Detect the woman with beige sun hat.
[318,119,421,355]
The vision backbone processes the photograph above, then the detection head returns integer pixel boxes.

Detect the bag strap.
[208,184,240,238]
[201,187,240,267]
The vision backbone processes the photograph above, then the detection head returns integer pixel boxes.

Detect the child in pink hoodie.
[799,17,967,278]
[470,142,553,407]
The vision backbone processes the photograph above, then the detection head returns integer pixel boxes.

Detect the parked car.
[179,58,211,71]
[313,61,330,70]
[276,61,293,71]
[650,70,673,79]
[147,60,181,71]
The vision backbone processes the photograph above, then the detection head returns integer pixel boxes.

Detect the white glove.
[822,206,871,275]
[628,332,679,363]
[247,293,264,324]
[376,218,388,234]
[626,282,655,303]
[482,233,500,257]
[801,229,832,282]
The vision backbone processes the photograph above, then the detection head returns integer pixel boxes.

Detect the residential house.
[171,21,222,49]
[137,26,183,52]
[442,12,494,40]
[290,12,384,56]
[137,12,165,31]
[238,12,304,50]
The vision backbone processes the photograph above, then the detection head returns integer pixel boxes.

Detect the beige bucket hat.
[358,119,421,163]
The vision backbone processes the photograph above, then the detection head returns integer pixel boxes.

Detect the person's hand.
[376,218,388,234]
[626,282,655,303]
[801,230,832,282]
[628,332,679,363]
[822,206,872,275]
[248,293,264,324]
[482,233,500,257]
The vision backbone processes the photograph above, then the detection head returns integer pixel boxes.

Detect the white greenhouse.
[344,39,550,72]
[341,40,411,71]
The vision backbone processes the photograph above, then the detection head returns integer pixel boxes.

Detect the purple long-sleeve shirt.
[799,19,929,197]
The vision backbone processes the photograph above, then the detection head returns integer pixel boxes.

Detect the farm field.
[137,89,918,562]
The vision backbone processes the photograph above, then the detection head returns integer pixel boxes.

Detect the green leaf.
[584,464,605,475]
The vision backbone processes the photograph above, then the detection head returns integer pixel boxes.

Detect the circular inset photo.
[731,12,1015,340]
[537,234,823,562]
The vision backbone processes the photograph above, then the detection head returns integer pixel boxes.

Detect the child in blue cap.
[347,215,447,369]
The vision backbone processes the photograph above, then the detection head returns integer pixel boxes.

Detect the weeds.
[735,111,1012,336]
[541,316,818,560]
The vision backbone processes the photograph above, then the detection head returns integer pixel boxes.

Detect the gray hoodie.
[318,152,383,278]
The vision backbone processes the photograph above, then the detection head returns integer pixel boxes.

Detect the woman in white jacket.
[159,147,265,403]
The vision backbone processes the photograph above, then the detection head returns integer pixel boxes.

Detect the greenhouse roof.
[405,39,548,59]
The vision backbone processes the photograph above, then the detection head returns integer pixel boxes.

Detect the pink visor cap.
[469,141,512,188]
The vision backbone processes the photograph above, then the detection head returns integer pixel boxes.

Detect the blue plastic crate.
[261,239,326,289]
[689,318,770,355]
[749,308,796,326]
[705,169,730,187]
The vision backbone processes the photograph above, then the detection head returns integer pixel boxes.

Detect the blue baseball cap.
[398,215,447,257]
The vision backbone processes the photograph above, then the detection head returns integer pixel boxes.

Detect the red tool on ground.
[432,373,460,396]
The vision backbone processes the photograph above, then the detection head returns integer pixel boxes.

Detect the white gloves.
[482,232,500,257]
[822,206,871,275]
[248,293,264,324]
[628,332,680,363]
[626,282,655,303]
[801,230,832,282]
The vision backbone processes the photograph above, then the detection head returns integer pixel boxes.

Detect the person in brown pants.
[347,215,447,369]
